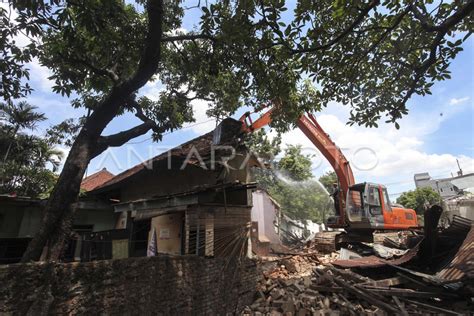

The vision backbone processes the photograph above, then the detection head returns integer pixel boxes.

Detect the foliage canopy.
[247,130,331,222]
[396,187,443,214]
[0,102,62,197]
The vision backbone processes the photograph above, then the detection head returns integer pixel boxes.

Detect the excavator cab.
[346,183,387,229]
[341,182,417,230]
[328,182,392,229]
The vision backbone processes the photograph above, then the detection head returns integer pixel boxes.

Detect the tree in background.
[247,130,330,222]
[245,129,282,165]
[278,145,314,182]
[269,181,331,223]
[0,103,63,197]
[318,171,338,193]
[1,102,46,163]
[396,187,443,214]
[1,0,472,261]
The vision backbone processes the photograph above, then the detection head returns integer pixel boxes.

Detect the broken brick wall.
[0,256,258,315]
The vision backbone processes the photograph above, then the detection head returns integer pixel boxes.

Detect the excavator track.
[312,231,375,253]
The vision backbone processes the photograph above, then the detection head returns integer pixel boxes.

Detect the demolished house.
[81,118,260,260]
[244,207,474,315]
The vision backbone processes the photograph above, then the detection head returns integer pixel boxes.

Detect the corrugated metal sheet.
[332,242,420,268]
[437,223,474,281]
[332,219,474,283]
[442,215,472,238]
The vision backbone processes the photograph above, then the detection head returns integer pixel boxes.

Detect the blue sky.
[4,2,473,199]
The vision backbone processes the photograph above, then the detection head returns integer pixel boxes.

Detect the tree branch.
[401,35,443,102]
[127,0,164,89]
[400,2,474,108]
[291,0,380,54]
[347,7,410,75]
[410,1,474,33]
[72,57,119,82]
[84,0,163,136]
[161,33,215,42]
[93,121,163,157]
[129,98,174,134]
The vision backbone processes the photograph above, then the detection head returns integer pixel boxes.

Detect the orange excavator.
[240,108,418,246]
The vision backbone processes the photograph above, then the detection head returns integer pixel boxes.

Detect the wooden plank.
[309,285,343,293]
[396,272,447,292]
[330,294,357,316]
[332,277,399,313]
[328,266,371,283]
[359,287,458,299]
[360,276,406,287]
[337,293,358,316]
[401,298,461,316]
[392,296,408,316]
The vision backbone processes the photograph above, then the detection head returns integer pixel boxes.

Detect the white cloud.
[142,79,163,101]
[267,103,474,196]
[185,99,216,134]
[1,4,54,94]
[28,59,55,93]
[449,97,470,106]
[52,145,71,172]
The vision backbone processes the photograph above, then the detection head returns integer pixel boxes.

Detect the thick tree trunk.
[20,132,94,262]
[20,0,164,262]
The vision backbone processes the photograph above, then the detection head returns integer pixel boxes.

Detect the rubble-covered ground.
[243,216,473,315]
[243,252,472,315]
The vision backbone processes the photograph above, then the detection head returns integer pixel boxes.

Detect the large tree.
[0,1,471,261]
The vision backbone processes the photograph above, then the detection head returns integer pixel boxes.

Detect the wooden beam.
[332,277,399,313]
[400,298,461,316]
[392,296,408,316]
[360,276,406,287]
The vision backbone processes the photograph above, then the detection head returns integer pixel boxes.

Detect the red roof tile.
[81,168,115,191]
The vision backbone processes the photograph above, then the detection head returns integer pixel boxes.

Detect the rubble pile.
[245,216,474,315]
[244,262,471,315]
[265,254,320,279]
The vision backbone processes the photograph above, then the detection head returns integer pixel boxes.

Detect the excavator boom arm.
[240,110,355,223]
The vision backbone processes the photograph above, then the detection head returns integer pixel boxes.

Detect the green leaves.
[249,134,330,222]
[1,0,471,138]
[278,145,314,182]
[396,187,443,214]
[0,103,63,197]
[40,1,146,97]
[0,101,46,130]
[318,171,338,192]
[245,129,282,163]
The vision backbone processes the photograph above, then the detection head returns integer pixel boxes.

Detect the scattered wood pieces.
[360,276,406,287]
[392,296,408,316]
[243,237,471,316]
[400,298,462,316]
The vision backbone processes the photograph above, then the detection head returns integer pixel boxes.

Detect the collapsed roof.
[90,118,253,193]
